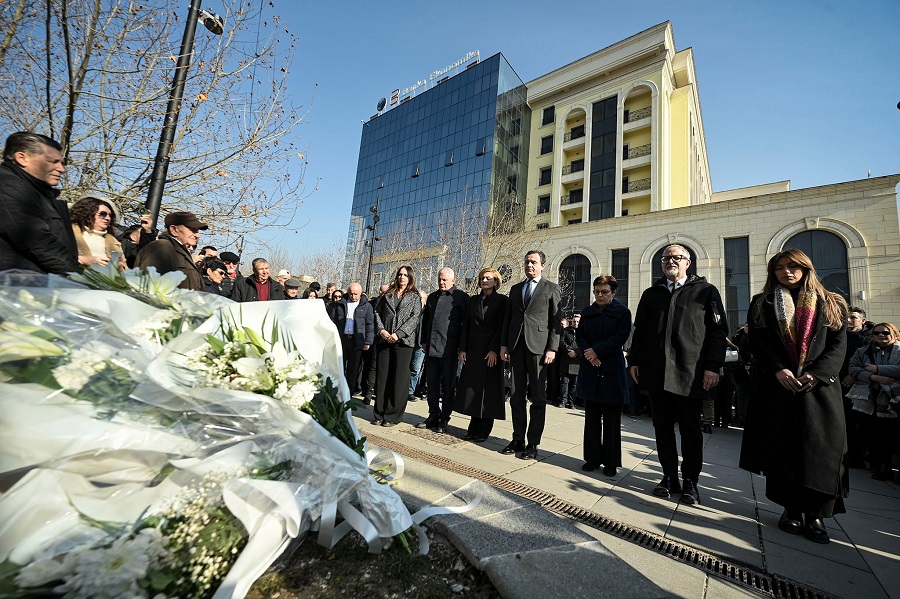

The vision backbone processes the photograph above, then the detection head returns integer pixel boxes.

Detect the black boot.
[802,514,830,544]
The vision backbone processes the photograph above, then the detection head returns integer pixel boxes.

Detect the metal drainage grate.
[366,433,845,599]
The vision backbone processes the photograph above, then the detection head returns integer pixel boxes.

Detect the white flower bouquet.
[0,272,418,599]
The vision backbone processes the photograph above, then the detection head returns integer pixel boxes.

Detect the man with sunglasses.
[136,211,208,291]
[629,244,728,505]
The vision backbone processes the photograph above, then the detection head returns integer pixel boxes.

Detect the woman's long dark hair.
[386,264,417,297]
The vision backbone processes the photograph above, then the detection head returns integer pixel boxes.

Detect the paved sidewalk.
[354,398,900,599]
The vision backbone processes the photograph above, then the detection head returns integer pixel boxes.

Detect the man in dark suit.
[334,282,374,393]
[500,250,562,460]
[629,244,728,505]
[418,267,469,433]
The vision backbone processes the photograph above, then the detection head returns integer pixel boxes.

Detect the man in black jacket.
[418,268,469,433]
[629,244,728,505]
[334,283,375,393]
[0,132,78,274]
[230,258,285,302]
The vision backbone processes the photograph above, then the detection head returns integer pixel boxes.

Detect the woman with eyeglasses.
[740,249,849,545]
[847,322,900,482]
[575,275,632,477]
[199,257,228,295]
[69,195,125,270]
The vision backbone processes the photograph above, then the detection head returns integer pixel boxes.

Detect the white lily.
[232,356,267,378]
[0,324,66,363]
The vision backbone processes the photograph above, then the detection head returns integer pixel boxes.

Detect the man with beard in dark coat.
[629,244,728,505]
[0,132,78,274]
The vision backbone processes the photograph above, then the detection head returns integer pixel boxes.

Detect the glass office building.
[345,53,529,292]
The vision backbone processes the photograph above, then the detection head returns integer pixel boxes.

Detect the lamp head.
[200,9,224,35]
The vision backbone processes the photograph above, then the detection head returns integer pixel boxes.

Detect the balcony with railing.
[624,105,651,132]
[563,124,586,150]
[623,143,651,168]
[622,177,651,197]
[561,159,585,184]
[563,188,584,205]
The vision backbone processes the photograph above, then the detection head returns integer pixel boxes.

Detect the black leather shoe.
[652,475,681,498]
[581,462,599,472]
[371,418,383,425]
[381,421,398,428]
[603,466,617,477]
[415,417,437,430]
[518,444,538,460]
[472,435,488,443]
[436,420,448,434]
[702,423,713,434]
[501,440,524,455]
[407,394,418,403]
[464,432,477,440]
[778,510,803,535]
[803,515,830,544]
[680,479,701,505]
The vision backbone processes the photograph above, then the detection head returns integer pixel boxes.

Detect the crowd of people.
[1,131,897,549]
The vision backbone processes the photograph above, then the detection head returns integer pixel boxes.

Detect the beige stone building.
[514,174,900,327]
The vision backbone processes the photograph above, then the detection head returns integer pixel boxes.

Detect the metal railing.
[563,192,583,205]
[626,144,651,159]
[625,106,651,123]
[563,128,585,142]
[561,161,584,175]
[623,177,651,193]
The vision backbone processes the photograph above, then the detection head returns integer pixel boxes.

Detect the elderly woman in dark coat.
[455,267,509,442]
[373,264,422,427]
[576,275,632,477]
[739,249,848,545]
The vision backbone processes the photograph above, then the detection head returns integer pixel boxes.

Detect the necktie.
[524,280,534,307]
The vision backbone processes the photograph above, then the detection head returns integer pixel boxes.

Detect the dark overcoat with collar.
[575,298,632,404]
[629,274,728,398]
[135,232,205,291]
[456,291,508,419]
[228,275,286,302]
[421,286,469,358]
[333,297,375,350]
[374,290,422,348]
[501,277,562,355]
[0,160,78,274]
[739,293,849,498]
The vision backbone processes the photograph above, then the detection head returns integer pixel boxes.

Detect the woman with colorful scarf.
[739,249,848,545]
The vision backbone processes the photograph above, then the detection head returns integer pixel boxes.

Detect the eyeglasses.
[593,289,612,295]
[873,331,891,336]
[215,270,227,277]
[661,255,688,263]
[96,211,111,218]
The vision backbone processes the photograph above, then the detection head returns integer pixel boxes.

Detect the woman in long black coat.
[373,265,422,427]
[575,275,632,477]
[739,248,848,545]
[455,267,508,442]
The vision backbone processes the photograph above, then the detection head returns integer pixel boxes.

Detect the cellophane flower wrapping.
[0,271,413,599]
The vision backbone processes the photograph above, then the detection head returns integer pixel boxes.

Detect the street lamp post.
[364,196,381,295]
[145,0,223,229]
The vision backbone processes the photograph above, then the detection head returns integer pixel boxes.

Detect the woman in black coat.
[739,249,848,545]
[575,275,632,477]
[373,265,422,426]
[455,267,509,442]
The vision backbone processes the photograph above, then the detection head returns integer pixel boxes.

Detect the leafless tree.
[0,0,313,241]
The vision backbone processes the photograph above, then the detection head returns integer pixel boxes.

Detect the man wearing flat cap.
[136,211,208,290]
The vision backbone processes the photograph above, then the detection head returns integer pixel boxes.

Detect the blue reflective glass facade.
[345,53,529,292]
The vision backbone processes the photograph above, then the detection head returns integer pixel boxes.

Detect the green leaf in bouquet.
[205,333,226,355]
[0,358,63,389]
[241,325,269,353]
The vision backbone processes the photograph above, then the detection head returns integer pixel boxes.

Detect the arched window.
[784,231,850,300]
[651,244,698,279]
[559,254,591,315]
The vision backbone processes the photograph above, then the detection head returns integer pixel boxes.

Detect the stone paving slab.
[482,541,672,599]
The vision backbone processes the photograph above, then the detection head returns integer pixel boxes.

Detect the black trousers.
[425,356,458,422]
[583,402,622,467]
[509,345,548,445]
[650,390,703,482]
[374,344,414,424]
[341,334,363,393]
[360,345,376,396]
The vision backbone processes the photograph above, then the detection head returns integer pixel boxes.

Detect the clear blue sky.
[240,0,900,258]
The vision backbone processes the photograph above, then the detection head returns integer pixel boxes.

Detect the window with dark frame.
[724,237,750,331]
[539,167,552,186]
[542,106,555,126]
[540,135,553,155]
[537,195,550,214]
[611,249,629,308]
